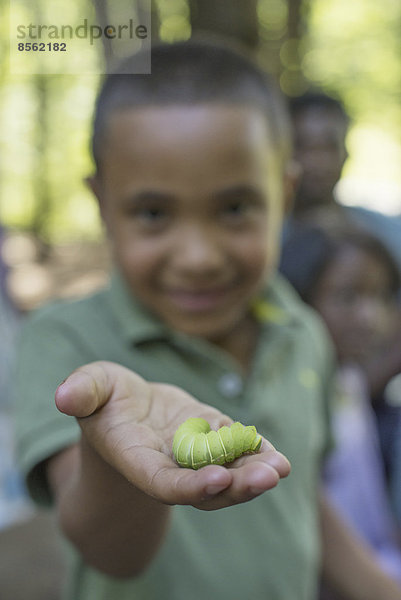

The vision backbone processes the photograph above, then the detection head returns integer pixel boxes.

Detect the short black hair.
[280,223,400,302]
[91,39,291,172]
[289,91,349,126]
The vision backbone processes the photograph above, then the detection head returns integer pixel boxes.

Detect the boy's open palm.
[55,361,290,511]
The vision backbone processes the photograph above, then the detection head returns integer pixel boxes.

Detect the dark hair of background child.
[279,223,401,304]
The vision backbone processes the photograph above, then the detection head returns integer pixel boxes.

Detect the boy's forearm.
[48,439,171,578]
[319,492,401,600]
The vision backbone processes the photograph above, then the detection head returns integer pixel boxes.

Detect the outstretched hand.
[55,361,290,511]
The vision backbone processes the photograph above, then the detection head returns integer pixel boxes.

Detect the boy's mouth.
[164,285,235,313]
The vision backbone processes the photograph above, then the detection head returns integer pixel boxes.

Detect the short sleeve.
[14,307,92,505]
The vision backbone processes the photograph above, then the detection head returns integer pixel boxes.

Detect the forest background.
[1,0,401,308]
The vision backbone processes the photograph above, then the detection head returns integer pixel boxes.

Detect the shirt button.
[218,373,243,398]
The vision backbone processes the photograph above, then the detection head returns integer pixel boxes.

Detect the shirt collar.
[253,273,303,328]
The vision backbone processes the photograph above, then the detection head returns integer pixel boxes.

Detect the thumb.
[55,361,145,418]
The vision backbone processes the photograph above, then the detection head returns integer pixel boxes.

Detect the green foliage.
[1,0,103,241]
[0,73,101,241]
[300,0,401,210]
[156,0,191,42]
[1,0,400,242]
[302,0,401,132]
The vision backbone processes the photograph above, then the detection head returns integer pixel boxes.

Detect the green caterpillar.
[172,417,262,470]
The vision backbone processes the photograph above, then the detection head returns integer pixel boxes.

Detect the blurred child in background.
[280,222,401,591]
[287,92,401,269]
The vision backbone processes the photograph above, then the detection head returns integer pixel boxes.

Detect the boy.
[15,41,401,599]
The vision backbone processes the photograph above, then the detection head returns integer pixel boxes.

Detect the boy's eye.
[128,204,169,227]
[221,199,251,218]
[224,201,247,215]
[122,191,173,229]
[138,206,165,220]
[220,198,262,225]
[216,186,266,225]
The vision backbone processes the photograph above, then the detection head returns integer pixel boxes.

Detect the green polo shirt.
[15,272,334,600]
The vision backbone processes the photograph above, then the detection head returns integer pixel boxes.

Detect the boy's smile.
[91,105,285,357]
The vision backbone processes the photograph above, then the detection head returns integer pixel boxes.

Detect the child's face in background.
[292,108,348,211]
[93,105,285,343]
[310,245,397,365]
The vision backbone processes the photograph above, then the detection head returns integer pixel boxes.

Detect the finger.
[222,440,290,479]
[252,438,291,479]
[141,460,234,505]
[55,360,148,417]
[194,450,291,511]
[196,466,278,510]
[256,447,291,479]
[146,448,290,509]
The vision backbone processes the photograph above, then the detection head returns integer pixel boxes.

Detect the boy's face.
[92,105,284,342]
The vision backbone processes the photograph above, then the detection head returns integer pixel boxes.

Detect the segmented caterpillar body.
[172,417,262,469]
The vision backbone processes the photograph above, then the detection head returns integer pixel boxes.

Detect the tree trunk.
[190,0,259,50]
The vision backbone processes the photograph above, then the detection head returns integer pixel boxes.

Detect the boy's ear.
[85,174,106,220]
[282,159,302,216]
[85,174,101,201]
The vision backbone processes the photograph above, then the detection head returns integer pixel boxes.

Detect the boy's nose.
[172,225,225,274]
